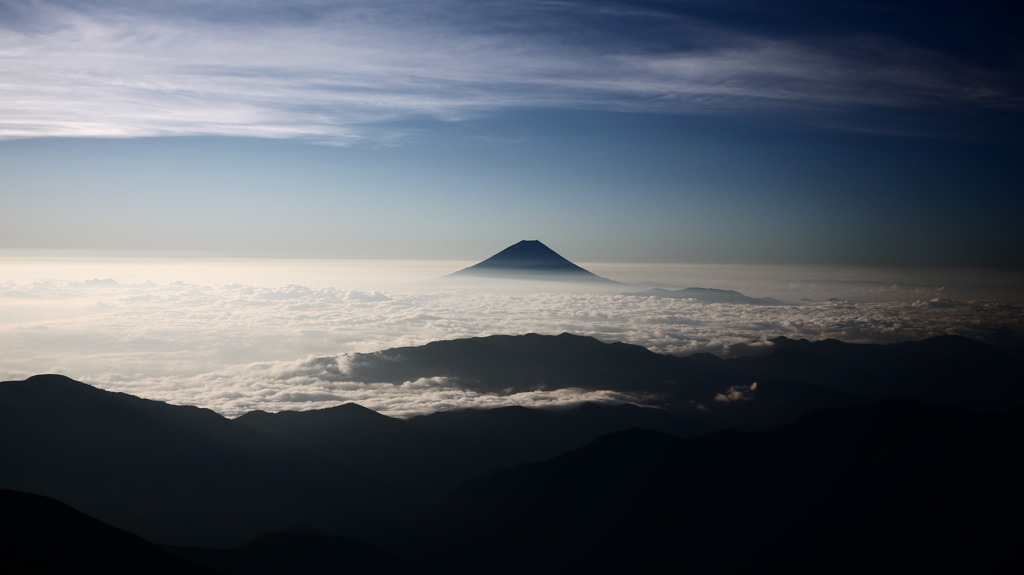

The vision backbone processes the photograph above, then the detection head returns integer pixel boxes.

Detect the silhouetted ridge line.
[0,489,208,574]
[0,374,402,548]
[631,286,783,305]
[3,333,1023,561]
[337,332,1023,423]
[408,399,1024,574]
[447,240,618,283]
[165,530,424,574]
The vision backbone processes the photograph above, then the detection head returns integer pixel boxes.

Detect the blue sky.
[2,0,1021,267]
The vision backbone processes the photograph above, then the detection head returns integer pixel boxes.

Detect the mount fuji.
[445,240,619,285]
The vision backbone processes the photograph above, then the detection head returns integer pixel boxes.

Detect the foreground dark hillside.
[0,489,422,575]
[4,399,1023,574]
[408,400,1024,574]
[0,489,211,574]
[0,373,696,547]
[0,375,403,547]
[2,333,1023,572]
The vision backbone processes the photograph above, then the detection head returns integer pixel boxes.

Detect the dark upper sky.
[1,0,1021,267]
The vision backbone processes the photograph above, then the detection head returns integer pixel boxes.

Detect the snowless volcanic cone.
[447,240,619,284]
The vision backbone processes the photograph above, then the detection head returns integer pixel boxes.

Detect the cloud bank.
[2,263,1020,416]
[2,0,1017,142]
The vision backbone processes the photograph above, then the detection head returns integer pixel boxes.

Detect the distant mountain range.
[440,240,815,305]
[341,332,1024,425]
[444,240,619,285]
[629,286,785,304]
[3,333,1024,573]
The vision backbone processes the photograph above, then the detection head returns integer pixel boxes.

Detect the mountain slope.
[345,332,700,393]
[1,374,699,546]
[236,397,696,496]
[630,286,783,304]
[0,488,209,574]
[166,530,424,575]
[409,400,1024,574]
[0,375,399,547]
[446,240,618,284]
[4,333,1022,555]
[340,332,1022,428]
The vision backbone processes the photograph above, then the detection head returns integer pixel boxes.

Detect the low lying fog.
[3,254,1021,416]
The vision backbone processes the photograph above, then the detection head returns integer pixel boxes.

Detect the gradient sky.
[2,0,1021,267]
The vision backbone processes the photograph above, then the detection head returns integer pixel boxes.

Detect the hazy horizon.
[3,252,1020,417]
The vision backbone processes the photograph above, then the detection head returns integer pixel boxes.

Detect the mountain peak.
[447,240,617,284]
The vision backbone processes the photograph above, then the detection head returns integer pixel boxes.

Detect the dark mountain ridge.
[342,331,1024,422]
[165,530,423,575]
[3,332,1023,571]
[0,373,698,548]
[0,488,209,574]
[0,375,403,547]
[630,286,784,304]
[408,399,1024,574]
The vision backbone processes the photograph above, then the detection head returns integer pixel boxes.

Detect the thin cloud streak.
[1,1,1014,142]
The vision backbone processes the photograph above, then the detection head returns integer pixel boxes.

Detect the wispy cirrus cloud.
[1,0,1016,143]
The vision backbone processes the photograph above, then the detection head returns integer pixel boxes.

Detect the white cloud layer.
[1,0,1014,142]
[2,258,1021,417]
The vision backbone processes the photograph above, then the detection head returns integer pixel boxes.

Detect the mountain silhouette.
[404,402,696,481]
[0,374,698,547]
[446,240,618,284]
[234,403,472,502]
[409,400,1024,574]
[5,366,1024,573]
[0,488,209,574]
[233,397,695,499]
[4,333,1024,569]
[338,332,1023,427]
[0,374,403,547]
[630,286,783,305]
[165,530,424,575]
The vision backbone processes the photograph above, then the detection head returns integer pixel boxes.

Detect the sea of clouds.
[2,257,1021,417]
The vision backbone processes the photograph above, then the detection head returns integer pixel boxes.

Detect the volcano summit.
[446,240,618,285]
